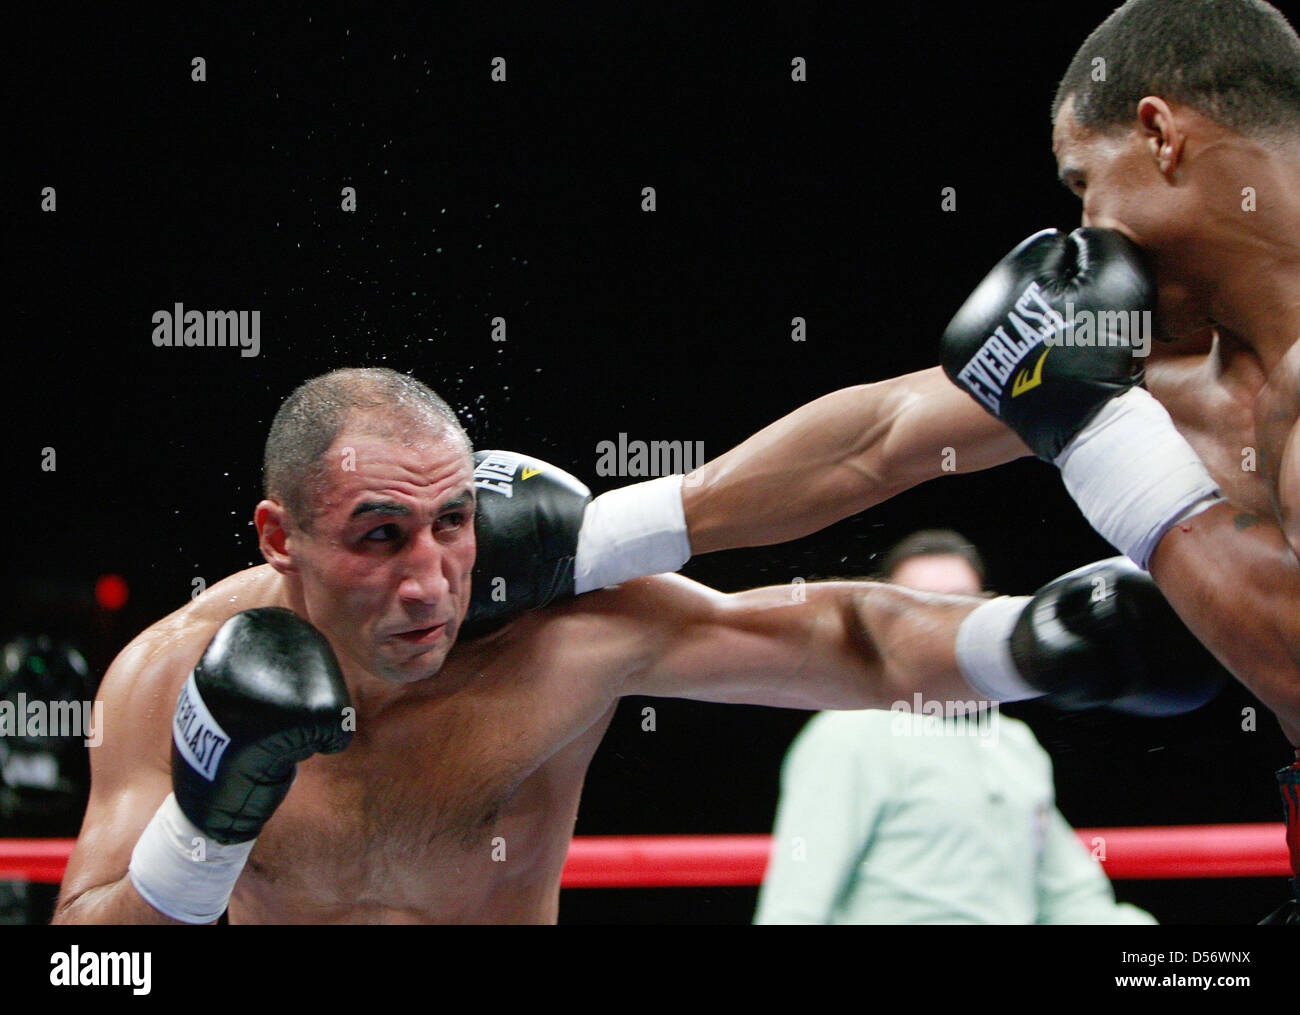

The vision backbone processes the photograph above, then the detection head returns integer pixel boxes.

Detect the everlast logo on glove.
[953,280,1068,412]
[474,450,544,498]
[941,227,1153,460]
[465,450,592,627]
[173,674,231,781]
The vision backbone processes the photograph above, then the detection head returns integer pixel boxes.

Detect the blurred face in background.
[887,554,982,596]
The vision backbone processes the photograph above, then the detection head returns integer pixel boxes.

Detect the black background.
[9,2,1299,925]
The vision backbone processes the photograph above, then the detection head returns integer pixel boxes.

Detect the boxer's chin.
[400,644,453,682]
[372,637,452,684]
[1154,285,1214,343]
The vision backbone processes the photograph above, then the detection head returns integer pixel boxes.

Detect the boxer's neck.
[1197,136,1300,374]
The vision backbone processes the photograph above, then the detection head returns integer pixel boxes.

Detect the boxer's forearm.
[622,575,985,710]
[681,368,1028,554]
[53,876,197,925]
[682,382,907,554]
[1150,502,1300,733]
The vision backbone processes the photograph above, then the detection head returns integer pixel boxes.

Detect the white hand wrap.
[1054,388,1223,570]
[128,793,255,924]
[955,595,1040,703]
[575,475,692,593]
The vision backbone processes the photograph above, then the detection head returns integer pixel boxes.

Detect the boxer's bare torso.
[1147,331,1300,740]
[65,527,953,925]
[85,566,654,924]
[233,604,615,924]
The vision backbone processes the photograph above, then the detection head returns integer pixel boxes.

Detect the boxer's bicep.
[60,771,173,914]
[1150,499,1300,728]
[57,641,185,912]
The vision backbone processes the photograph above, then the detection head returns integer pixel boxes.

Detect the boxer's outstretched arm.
[614,573,985,710]
[681,368,1031,554]
[1149,427,1300,737]
[933,225,1300,733]
[54,635,203,925]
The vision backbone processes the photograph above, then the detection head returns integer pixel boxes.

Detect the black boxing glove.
[465,450,692,632]
[171,607,352,842]
[129,607,351,922]
[467,450,592,627]
[957,558,1227,716]
[941,227,1153,460]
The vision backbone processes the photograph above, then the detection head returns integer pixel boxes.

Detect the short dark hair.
[1053,0,1300,135]
[878,530,986,587]
[263,367,470,528]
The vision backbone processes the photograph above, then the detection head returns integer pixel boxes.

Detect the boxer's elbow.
[52,883,113,924]
[55,876,196,926]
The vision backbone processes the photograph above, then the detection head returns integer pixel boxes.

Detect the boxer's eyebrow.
[349,490,473,521]
[350,501,411,520]
[439,491,474,514]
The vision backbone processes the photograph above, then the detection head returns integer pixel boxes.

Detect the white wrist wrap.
[955,596,1041,703]
[575,475,691,593]
[1054,388,1223,570]
[128,793,255,924]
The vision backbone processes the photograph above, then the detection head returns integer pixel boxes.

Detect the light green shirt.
[754,709,1156,924]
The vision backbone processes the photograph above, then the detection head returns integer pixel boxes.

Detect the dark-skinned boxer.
[673,0,1300,922]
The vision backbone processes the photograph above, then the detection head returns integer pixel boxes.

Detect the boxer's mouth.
[393,623,447,645]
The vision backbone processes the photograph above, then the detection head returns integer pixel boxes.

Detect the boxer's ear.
[1135,96,1185,178]
[255,500,296,573]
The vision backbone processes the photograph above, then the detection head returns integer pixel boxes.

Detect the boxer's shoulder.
[181,565,285,625]
[1145,332,1285,516]
[1146,346,1257,443]
[101,566,284,719]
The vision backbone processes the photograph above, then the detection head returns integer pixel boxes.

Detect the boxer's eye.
[362,524,402,543]
[435,511,467,532]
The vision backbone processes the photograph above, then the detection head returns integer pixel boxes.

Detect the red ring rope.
[0,824,1288,886]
